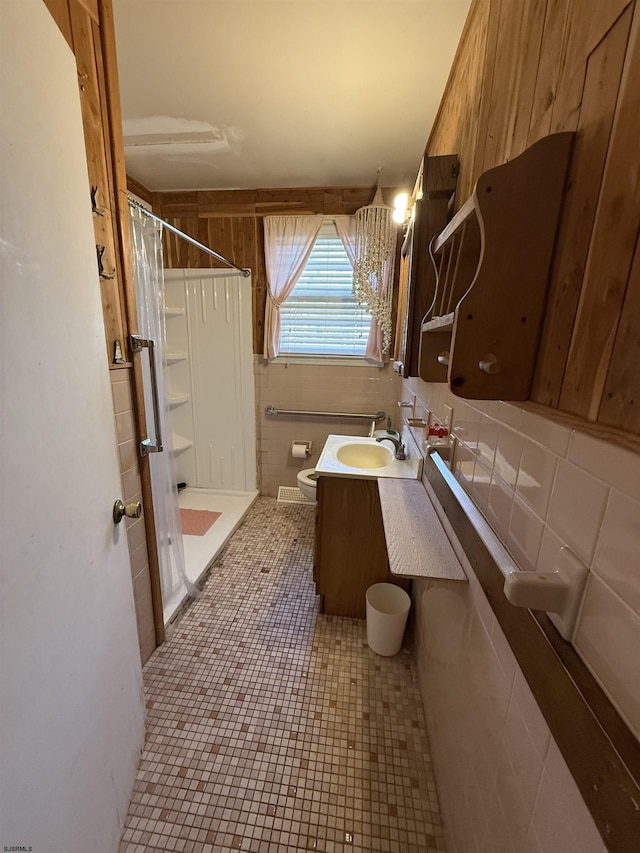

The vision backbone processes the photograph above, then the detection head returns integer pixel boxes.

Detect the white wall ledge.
[378,478,467,581]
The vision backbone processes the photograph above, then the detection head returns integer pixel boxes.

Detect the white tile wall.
[404,375,640,742]
[254,357,401,496]
[414,511,606,853]
[405,375,638,852]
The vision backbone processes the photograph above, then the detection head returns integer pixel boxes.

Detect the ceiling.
[113,1,470,193]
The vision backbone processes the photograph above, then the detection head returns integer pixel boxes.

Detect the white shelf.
[378,478,466,581]
[164,352,188,365]
[169,393,191,410]
[422,312,455,333]
[172,433,193,454]
[164,306,185,317]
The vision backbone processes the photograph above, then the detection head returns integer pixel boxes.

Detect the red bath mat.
[180,508,221,536]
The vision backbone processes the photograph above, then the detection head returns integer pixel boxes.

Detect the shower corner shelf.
[164,306,185,317]
[169,393,191,410]
[172,432,193,454]
[164,351,188,365]
[419,131,574,400]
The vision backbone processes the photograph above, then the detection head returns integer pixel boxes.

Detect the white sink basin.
[335,442,393,469]
[315,433,422,481]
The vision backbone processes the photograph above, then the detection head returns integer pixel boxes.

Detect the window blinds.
[279,220,370,356]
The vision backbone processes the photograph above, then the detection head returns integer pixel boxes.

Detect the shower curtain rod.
[128,196,251,277]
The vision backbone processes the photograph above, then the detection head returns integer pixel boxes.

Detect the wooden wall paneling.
[508,0,548,156]
[394,251,411,364]
[588,0,635,53]
[254,217,267,354]
[452,19,487,204]
[157,194,199,219]
[43,0,72,48]
[232,216,250,272]
[197,190,256,216]
[76,0,98,21]
[69,3,110,212]
[91,13,131,358]
[322,188,344,214]
[127,175,154,206]
[548,63,585,135]
[469,0,502,191]
[255,188,326,215]
[426,1,489,205]
[93,208,125,359]
[335,187,374,213]
[97,0,165,646]
[558,0,600,84]
[185,217,206,267]
[529,0,570,131]
[548,0,603,134]
[202,217,223,269]
[599,236,640,431]
[559,4,640,420]
[483,0,529,169]
[91,16,118,214]
[532,7,633,407]
[194,216,213,268]
[220,217,236,269]
[97,1,128,203]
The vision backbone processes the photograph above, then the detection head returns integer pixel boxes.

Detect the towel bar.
[265,406,386,422]
[429,449,588,640]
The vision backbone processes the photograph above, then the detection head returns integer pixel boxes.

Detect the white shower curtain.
[129,205,198,618]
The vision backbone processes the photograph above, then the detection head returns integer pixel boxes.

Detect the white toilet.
[297,468,318,502]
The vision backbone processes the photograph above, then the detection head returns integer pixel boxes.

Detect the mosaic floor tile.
[119,498,445,853]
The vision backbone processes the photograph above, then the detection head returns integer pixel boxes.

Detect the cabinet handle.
[479,354,500,374]
[437,351,450,365]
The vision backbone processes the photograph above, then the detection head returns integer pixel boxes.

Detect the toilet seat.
[297,468,317,501]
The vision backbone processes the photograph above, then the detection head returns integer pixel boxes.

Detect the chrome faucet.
[376,434,406,460]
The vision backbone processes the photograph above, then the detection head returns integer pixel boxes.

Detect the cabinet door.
[316,476,392,618]
[397,155,458,377]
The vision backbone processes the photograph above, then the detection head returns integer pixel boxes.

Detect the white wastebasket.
[366,583,411,657]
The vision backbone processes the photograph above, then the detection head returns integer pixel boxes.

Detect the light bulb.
[393,192,408,211]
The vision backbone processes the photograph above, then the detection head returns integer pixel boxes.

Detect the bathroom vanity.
[313,474,408,617]
[313,431,421,617]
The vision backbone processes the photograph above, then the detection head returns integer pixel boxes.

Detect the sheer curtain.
[335,215,386,364]
[263,214,324,359]
[129,205,198,619]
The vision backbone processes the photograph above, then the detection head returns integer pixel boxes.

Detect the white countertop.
[378,478,467,581]
[315,428,422,481]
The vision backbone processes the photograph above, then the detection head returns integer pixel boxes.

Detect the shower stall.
[130,205,258,625]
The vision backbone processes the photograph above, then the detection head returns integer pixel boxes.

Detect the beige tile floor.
[119,498,445,853]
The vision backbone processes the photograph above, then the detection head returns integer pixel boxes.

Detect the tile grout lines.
[119,498,445,853]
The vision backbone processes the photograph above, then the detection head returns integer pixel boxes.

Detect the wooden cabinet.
[419,132,573,400]
[314,475,408,618]
[394,155,458,377]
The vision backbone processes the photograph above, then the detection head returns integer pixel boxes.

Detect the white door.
[0,4,144,852]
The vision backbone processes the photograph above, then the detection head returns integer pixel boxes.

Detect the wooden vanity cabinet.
[314,475,408,618]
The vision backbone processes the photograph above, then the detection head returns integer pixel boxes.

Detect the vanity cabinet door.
[315,476,405,618]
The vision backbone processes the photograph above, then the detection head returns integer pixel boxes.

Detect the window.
[279,220,370,356]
